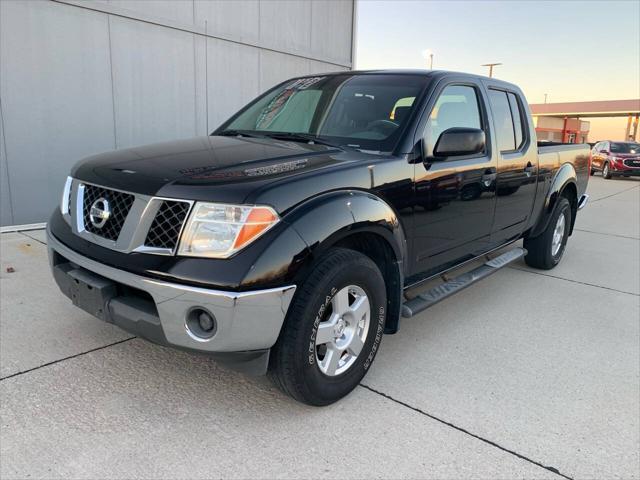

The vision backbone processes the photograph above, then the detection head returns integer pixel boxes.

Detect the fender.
[530,162,578,238]
[282,190,407,333]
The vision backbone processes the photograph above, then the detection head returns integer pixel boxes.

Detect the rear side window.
[423,85,482,156]
[488,90,515,152]
[507,93,524,149]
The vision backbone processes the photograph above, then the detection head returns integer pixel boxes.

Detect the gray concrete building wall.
[0,0,355,227]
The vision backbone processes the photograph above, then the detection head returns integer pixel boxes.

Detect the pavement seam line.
[573,228,639,241]
[359,384,574,480]
[589,183,639,203]
[508,266,639,297]
[18,230,46,246]
[0,337,137,381]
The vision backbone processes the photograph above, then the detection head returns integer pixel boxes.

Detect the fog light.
[186,308,217,341]
[198,311,215,332]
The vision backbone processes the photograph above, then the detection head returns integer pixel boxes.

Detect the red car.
[591,140,640,179]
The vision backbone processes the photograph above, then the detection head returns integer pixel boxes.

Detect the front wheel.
[269,248,386,406]
[603,162,612,179]
[524,197,572,270]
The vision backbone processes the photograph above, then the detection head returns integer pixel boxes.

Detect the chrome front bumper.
[47,227,296,353]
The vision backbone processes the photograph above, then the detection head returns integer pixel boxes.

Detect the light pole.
[481,62,502,77]
[422,49,434,69]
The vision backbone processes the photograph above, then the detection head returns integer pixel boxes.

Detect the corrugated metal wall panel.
[0,0,116,224]
[311,0,354,65]
[0,101,13,226]
[0,0,354,226]
[109,16,198,148]
[194,0,260,44]
[206,39,261,130]
[259,0,312,53]
[108,0,195,25]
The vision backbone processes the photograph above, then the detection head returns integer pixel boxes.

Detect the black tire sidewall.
[549,198,571,266]
[306,265,385,398]
[275,250,386,405]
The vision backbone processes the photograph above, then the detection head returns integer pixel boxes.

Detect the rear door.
[486,88,539,244]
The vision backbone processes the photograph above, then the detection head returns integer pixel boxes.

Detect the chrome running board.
[401,247,527,318]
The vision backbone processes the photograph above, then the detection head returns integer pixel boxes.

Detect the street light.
[422,49,434,69]
[481,62,502,77]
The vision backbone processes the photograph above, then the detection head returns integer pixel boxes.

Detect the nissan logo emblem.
[89,197,111,229]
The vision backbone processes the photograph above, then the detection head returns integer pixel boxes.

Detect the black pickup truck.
[48,70,590,405]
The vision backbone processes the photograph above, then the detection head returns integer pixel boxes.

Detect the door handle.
[481,168,497,186]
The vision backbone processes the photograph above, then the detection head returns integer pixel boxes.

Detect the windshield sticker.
[255,89,296,129]
[285,76,325,91]
[255,77,326,129]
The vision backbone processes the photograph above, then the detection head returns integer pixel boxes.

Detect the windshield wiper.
[260,132,340,148]
[215,129,265,139]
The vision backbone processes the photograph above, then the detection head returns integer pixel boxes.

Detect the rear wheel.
[269,248,386,406]
[603,162,612,179]
[524,197,571,270]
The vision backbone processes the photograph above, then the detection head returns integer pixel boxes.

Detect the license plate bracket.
[53,263,118,321]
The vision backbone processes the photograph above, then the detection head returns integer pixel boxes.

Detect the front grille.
[144,200,191,250]
[67,184,73,216]
[82,184,135,241]
[623,159,640,168]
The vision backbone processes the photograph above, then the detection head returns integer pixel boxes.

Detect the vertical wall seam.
[308,0,313,73]
[257,0,262,92]
[204,19,209,134]
[106,14,118,149]
[0,99,16,225]
[192,0,195,133]
[351,0,357,69]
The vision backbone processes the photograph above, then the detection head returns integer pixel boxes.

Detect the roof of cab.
[301,69,520,90]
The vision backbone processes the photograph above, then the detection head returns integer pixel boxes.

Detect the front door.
[410,82,498,279]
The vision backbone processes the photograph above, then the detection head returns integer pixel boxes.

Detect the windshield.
[611,142,640,154]
[217,74,430,152]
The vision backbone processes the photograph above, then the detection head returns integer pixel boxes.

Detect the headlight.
[60,176,73,215]
[177,203,279,258]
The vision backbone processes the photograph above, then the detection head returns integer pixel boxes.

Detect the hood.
[72,135,348,204]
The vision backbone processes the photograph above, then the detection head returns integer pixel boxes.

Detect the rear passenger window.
[507,93,524,149]
[424,85,482,156]
[489,90,515,152]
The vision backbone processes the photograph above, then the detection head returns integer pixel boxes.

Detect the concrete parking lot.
[1,176,638,479]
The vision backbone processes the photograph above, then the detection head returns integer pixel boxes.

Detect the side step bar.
[401,247,527,318]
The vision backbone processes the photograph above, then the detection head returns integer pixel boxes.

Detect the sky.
[355,0,640,141]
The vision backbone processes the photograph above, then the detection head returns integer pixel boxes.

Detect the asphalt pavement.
[1,175,638,479]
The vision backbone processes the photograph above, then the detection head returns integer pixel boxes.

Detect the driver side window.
[424,85,482,156]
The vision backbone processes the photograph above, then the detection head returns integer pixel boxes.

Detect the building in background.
[0,0,355,227]
[534,117,590,143]
[530,99,640,144]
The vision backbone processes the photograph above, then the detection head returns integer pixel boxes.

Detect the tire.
[603,162,612,179]
[524,197,571,270]
[269,248,386,406]
[589,168,595,176]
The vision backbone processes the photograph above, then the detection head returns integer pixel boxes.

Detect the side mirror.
[433,128,485,158]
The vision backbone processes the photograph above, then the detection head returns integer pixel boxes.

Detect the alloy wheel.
[314,285,370,376]
[551,213,566,257]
